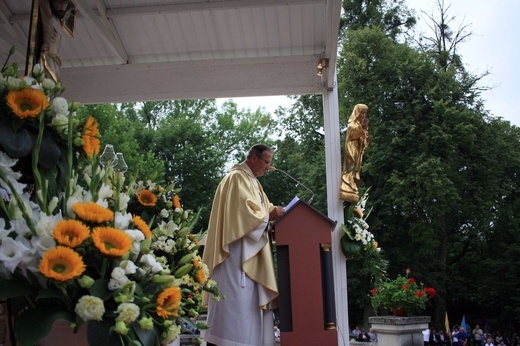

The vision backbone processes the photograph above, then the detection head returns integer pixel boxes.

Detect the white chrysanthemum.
[109,278,126,291]
[32,63,44,76]
[140,254,163,273]
[120,260,137,275]
[114,212,132,230]
[116,303,140,324]
[75,296,105,321]
[125,229,145,255]
[50,97,69,117]
[111,267,129,285]
[160,209,169,218]
[358,219,369,229]
[150,235,176,254]
[163,324,182,344]
[49,114,69,135]
[42,78,55,90]
[6,76,24,90]
[125,229,145,243]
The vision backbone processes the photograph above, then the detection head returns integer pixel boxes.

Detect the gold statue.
[340,104,373,203]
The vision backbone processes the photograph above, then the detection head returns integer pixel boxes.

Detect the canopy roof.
[1,1,349,341]
[1,0,342,104]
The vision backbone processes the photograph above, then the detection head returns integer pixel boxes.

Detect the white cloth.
[204,223,275,346]
[204,171,275,346]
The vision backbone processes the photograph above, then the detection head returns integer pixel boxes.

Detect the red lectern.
[272,199,338,346]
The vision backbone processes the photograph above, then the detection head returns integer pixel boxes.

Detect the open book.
[284,196,300,212]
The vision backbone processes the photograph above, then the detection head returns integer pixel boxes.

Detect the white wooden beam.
[105,0,324,17]
[61,55,322,104]
[322,71,348,346]
[324,0,342,91]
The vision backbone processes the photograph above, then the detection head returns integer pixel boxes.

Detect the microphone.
[269,166,315,204]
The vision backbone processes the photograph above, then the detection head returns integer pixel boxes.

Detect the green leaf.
[0,121,34,158]
[36,287,65,300]
[38,129,61,169]
[90,279,112,300]
[87,320,120,346]
[133,323,159,346]
[15,307,75,346]
[0,277,38,298]
[340,235,361,257]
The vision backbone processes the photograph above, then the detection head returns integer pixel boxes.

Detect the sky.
[218,0,520,127]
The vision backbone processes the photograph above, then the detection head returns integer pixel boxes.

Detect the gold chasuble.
[202,163,278,309]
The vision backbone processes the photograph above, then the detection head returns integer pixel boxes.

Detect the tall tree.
[341,0,416,40]
[337,3,520,329]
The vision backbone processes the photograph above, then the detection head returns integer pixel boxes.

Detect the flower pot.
[38,320,88,346]
[392,308,407,317]
[340,235,361,258]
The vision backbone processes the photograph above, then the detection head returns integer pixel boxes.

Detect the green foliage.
[341,0,416,40]
[78,99,282,232]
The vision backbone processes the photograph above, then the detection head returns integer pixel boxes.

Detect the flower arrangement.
[340,189,380,257]
[0,47,221,346]
[369,268,436,316]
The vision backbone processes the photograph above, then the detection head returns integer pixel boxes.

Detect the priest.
[202,144,285,346]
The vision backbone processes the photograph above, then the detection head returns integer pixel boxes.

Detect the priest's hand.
[269,206,285,221]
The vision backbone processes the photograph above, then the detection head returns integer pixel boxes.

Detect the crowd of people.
[351,326,378,343]
[422,323,520,346]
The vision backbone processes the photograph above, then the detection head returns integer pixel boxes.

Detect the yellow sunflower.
[132,215,152,238]
[39,246,86,281]
[156,286,181,318]
[92,227,132,257]
[53,219,90,248]
[72,202,114,224]
[6,88,50,119]
[172,195,181,209]
[194,268,206,284]
[137,190,157,207]
[82,116,100,157]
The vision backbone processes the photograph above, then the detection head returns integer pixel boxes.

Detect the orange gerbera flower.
[92,227,132,257]
[53,219,90,248]
[188,234,198,244]
[72,202,114,224]
[194,268,206,283]
[137,190,157,207]
[6,88,50,119]
[172,195,181,209]
[39,246,86,281]
[156,286,181,318]
[132,215,152,238]
[192,257,201,269]
[82,116,100,157]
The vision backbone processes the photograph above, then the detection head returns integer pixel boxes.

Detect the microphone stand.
[271,167,315,204]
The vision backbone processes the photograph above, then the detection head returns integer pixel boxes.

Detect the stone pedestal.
[369,316,430,346]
